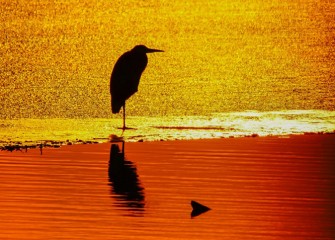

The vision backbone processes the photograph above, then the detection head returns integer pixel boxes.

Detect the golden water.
[0,110,335,145]
[1,0,334,118]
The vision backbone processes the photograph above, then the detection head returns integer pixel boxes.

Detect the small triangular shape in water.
[191,200,211,218]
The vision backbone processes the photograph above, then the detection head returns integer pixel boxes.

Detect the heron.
[110,45,164,130]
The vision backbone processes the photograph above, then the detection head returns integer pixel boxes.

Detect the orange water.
[1,135,334,239]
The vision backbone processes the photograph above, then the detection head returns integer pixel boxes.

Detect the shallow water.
[1,136,334,239]
[0,110,334,145]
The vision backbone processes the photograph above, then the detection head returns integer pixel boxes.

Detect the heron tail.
[111,99,123,114]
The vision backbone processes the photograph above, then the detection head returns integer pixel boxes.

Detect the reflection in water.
[108,142,145,216]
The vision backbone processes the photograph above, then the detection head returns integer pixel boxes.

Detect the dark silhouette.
[108,142,145,216]
[110,45,164,130]
[191,200,211,218]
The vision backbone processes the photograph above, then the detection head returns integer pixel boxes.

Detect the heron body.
[110,45,163,129]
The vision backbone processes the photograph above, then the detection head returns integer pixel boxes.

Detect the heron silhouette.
[110,45,164,130]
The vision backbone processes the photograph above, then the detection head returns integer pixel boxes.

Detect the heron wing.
[110,51,147,113]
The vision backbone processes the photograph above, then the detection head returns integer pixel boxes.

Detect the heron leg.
[122,103,126,130]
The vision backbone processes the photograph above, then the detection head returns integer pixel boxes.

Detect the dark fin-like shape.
[111,99,123,114]
[191,200,211,218]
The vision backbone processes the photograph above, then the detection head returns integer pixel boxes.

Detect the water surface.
[1,1,335,238]
[1,0,334,118]
[1,136,334,239]
[0,110,334,145]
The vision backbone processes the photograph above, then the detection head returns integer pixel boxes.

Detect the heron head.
[133,45,164,53]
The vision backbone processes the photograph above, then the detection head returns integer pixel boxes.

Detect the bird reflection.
[108,142,145,216]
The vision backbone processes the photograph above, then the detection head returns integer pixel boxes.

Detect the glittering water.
[0,110,334,145]
[1,0,335,143]
[1,0,335,119]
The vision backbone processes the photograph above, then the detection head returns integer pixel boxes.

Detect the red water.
[1,135,334,239]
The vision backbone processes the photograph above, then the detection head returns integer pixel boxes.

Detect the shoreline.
[1,110,334,146]
[1,132,335,155]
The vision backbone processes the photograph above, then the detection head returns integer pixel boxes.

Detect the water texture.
[0,110,334,145]
[1,136,334,239]
[1,0,334,119]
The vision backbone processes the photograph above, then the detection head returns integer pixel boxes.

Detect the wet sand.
[1,134,334,240]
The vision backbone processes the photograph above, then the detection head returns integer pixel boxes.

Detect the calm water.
[1,136,334,239]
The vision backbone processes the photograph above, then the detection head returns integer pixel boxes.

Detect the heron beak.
[147,48,164,53]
